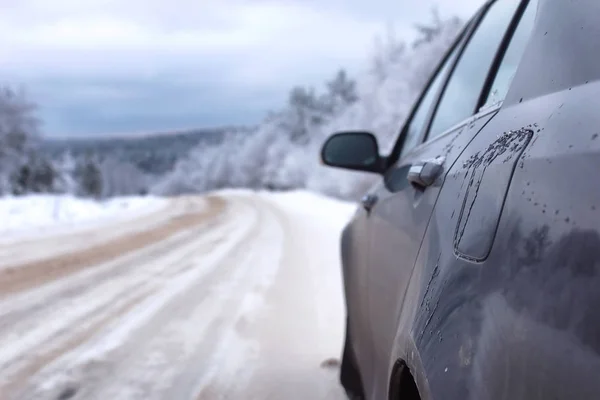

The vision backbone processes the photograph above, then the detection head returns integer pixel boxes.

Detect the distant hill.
[42,127,253,176]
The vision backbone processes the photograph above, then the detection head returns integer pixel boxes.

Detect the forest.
[0,13,462,201]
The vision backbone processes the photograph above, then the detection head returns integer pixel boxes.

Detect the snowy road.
[0,192,353,400]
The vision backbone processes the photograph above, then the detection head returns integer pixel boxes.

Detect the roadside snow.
[1,190,356,399]
[0,195,167,241]
[261,190,357,228]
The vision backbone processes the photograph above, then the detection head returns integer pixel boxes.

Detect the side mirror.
[321,131,384,174]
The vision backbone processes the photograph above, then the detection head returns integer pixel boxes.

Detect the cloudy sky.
[0,0,483,137]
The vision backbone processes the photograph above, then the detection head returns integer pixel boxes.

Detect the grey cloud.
[1,0,484,137]
[30,76,278,136]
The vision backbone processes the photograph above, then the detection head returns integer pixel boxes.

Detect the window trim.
[422,0,532,143]
[386,5,488,168]
[476,0,533,112]
[405,102,502,158]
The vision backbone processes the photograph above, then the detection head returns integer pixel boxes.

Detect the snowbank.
[0,195,167,241]
[262,190,356,229]
[214,188,357,229]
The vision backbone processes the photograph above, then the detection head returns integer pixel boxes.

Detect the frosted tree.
[74,154,103,198]
[154,12,464,200]
[413,8,447,48]
[370,24,408,83]
[0,85,67,196]
[0,86,39,194]
[322,69,359,116]
[9,154,60,195]
[97,156,150,197]
[282,86,326,145]
[306,12,464,199]
[53,152,79,194]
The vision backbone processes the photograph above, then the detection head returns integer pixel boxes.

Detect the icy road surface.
[0,191,355,400]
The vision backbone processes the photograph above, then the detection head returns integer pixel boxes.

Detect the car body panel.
[392,80,600,400]
[341,206,374,381]
[453,123,533,261]
[336,0,600,398]
[365,110,498,399]
[504,0,600,107]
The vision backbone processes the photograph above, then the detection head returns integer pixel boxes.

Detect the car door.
[363,0,531,396]
[396,2,544,398]
[342,197,376,380]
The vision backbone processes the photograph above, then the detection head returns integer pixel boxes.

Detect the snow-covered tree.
[281,86,324,145]
[52,152,79,194]
[9,153,60,195]
[0,86,39,193]
[323,69,359,115]
[97,156,150,197]
[0,85,69,196]
[154,12,464,200]
[74,154,103,198]
[306,13,463,198]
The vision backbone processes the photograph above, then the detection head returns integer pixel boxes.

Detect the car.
[320,0,600,399]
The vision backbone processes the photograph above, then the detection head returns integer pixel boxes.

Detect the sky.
[0,0,483,137]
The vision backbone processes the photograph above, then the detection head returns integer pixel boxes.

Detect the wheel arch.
[388,359,421,400]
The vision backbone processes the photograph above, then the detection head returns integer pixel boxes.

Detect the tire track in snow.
[0,210,225,332]
[79,196,267,399]
[192,194,346,400]
[1,192,350,400]
[0,196,231,400]
[0,201,172,268]
[6,196,261,400]
[167,195,286,400]
[0,196,224,297]
[0,196,226,342]
[1,288,152,399]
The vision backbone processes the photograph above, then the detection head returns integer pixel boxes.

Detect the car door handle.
[361,193,378,212]
[407,157,445,188]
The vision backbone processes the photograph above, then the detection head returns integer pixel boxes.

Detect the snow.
[0,194,167,241]
[0,190,356,399]
[262,189,357,227]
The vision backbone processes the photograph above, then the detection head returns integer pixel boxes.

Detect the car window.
[427,0,521,139]
[399,35,464,158]
[484,0,538,107]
